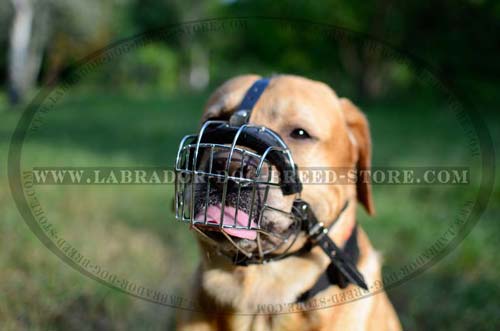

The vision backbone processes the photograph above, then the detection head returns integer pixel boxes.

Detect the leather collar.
[297,224,361,302]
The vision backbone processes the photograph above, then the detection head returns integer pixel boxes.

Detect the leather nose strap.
[229,78,271,126]
[199,124,302,195]
[237,78,271,114]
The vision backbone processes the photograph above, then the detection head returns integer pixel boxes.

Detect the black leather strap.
[198,124,302,195]
[297,225,362,302]
[312,225,367,290]
[237,78,270,114]
[292,200,367,303]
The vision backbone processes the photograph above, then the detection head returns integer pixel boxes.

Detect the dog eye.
[290,128,312,140]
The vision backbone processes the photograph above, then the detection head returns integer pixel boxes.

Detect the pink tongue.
[195,205,257,240]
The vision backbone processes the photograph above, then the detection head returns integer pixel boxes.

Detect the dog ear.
[339,98,375,215]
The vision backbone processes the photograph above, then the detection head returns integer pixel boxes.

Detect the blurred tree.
[178,1,212,91]
[41,0,117,85]
[7,0,49,105]
[214,0,500,100]
[2,0,499,102]
[7,0,121,105]
[213,0,396,99]
[0,3,12,92]
[128,0,211,90]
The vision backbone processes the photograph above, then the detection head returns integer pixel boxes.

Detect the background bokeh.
[0,1,499,330]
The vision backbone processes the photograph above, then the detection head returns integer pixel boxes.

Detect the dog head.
[189,74,374,260]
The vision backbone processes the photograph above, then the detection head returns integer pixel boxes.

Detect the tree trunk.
[8,0,48,105]
[177,1,210,91]
[337,0,392,100]
[188,43,209,91]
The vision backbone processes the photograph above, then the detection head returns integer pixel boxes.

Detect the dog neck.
[328,199,358,246]
[197,200,362,310]
[296,222,360,302]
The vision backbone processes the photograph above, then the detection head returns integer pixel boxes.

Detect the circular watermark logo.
[8,17,495,315]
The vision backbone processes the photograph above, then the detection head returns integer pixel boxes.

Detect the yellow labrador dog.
[176,74,401,331]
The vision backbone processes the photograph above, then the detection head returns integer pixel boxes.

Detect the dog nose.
[212,157,250,177]
[210,153,256,191]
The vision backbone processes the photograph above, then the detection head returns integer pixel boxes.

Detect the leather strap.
[198,124,302,195]
[237,78,271,113]
[293,200,367,303]
[297,225,362,302]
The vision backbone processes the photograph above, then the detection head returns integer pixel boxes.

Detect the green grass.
[0,90,499,330]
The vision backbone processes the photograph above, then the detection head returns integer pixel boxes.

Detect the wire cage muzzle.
[174,121,303,262]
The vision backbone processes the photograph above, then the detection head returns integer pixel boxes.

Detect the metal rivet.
[229,110,249,126]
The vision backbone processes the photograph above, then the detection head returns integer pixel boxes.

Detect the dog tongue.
[195,205,257,240]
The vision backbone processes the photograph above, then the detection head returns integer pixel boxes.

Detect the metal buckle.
[229,110,249,126]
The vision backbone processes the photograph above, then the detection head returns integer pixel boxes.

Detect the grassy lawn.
[0,89,498,330]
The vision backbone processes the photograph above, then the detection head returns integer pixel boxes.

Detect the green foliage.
[83,44,181,94]
[2,0,499,102]
[129,0,180,32]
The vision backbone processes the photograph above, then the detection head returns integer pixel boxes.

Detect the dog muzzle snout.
[174,118,303,264]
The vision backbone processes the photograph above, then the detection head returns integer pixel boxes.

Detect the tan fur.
[177,75,401,331]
